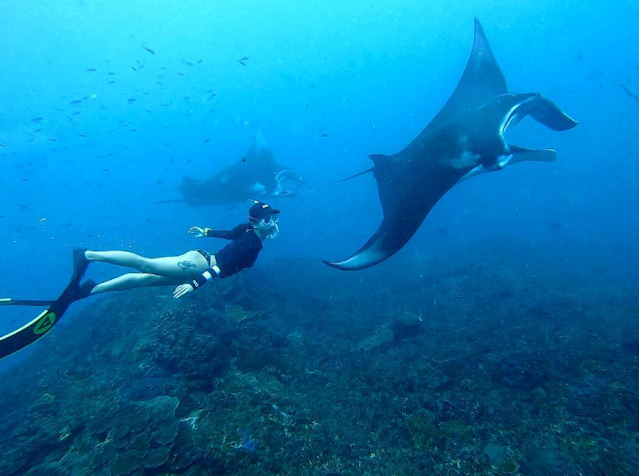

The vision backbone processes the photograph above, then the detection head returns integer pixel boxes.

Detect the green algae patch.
[225,304,261,323]
[403,409,436,448]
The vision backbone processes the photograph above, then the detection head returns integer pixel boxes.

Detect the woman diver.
[74,201,280,300]
[0,201,280,359]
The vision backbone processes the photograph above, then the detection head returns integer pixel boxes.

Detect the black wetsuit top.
[205,224,263,279]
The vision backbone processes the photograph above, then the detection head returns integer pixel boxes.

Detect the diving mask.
[255,214,280,240]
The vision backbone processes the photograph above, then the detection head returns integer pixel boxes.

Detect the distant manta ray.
[324,18,578,271]
[158,128,305,206]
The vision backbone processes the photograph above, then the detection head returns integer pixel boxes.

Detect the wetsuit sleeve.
[204,224,247,240]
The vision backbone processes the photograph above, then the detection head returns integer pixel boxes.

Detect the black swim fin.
[72,248,89,281]
[0,253,97,359]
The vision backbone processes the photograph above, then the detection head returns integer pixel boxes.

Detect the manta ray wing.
[426,18,507,133]
[324,154,455,270]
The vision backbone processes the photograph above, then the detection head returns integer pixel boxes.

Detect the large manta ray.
[169,128,304,207]
[324,19,578,271]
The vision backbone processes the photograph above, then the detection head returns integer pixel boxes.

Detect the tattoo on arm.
[178,261,196,270]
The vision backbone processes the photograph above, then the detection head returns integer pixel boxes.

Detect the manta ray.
[324,18,578,271]
[161,128,304,207]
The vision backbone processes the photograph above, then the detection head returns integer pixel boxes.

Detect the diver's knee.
[137,258,155,273]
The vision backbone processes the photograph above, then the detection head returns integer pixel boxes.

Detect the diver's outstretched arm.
[189,224,247,240]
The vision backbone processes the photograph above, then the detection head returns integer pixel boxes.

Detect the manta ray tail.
[154,199,187,205]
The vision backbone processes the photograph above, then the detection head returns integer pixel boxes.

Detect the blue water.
[1,1,639,471]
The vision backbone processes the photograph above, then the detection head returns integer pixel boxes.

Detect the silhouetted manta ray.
[159,128,304,206]
[324,18,578,271]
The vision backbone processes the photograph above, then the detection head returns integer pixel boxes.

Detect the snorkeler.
[0,201,279,358]
[80,201,280,299]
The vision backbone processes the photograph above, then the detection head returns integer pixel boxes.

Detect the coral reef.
[1,248,638,475]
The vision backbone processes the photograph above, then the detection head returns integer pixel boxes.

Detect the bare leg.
[85,250,209,278]
[90,273,184,295]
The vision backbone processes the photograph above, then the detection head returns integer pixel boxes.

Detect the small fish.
[176,72,184,76]
[203,139,210,143]
[128,98,136,104]
[102,169,109,172]
[72,111,81,116]
[437,228,449,235]
[183,96,191,101]
[209,93,217,99]
[49,138,57,142]
[143,46,156,55]
[197,59,202,64]
[185,61,195,66]
[239,56,249,61]
[34,128,42,132]
[321,134,329,138]
[31,117,44,122]
[108,72,116,76]
[70,99,83,104]
[17,204,27,210]
[131,66,138,72]
[85,68,97,72]
[78,133,86,138]
[64,223,73,228]
[107,80,116,84]
[0,143,4,147]
[238,61,246,66]
[39,217,47,222]
[130,129,137,132]
[186,159,191,164]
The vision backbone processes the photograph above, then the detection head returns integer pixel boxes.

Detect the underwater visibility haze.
[1,0,639,474]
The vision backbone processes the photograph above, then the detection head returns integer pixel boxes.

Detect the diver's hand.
[189,226,206,238]
[173,284,194,299]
